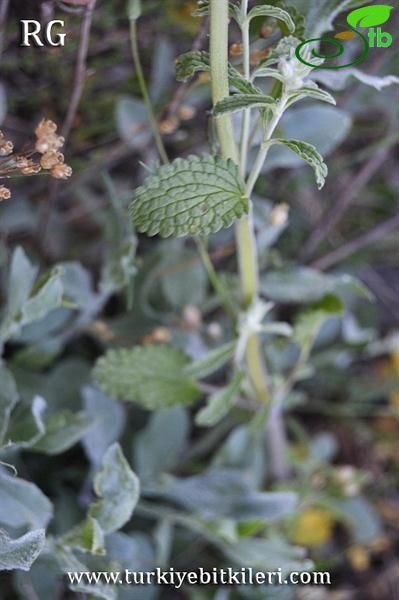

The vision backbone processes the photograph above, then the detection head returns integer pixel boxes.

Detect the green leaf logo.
[347,5,393,28]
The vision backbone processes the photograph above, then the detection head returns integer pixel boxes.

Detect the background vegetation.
[1,1,399,598]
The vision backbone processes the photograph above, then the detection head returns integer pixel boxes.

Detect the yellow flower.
[347,545,370,571]
[166,1,200,34]
[291,508,334,548]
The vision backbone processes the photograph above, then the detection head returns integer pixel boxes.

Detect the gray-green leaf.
[62,516,105,555]
[89,443,140,534]
[94,345,200,410]
[294,294,344,346]
[184,341,236,379]
[176,51,260,95]
[196,372,243,427]
[287,85,336,108]
[0,470,53,529]
[246,5,295,33]
[214,94,276,116]
[31,410,96,455]
[271,139,328,189]
[0,529,45,572]
[0,364,18,446]
[129,154,248,238]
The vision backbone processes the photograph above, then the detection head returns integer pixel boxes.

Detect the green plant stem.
[129,18,169,165]
[246,94,288,197]
[210,0,269,405]
[239,1,251,179]
[195,237,237,322]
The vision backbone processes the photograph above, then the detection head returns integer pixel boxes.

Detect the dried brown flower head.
[0,120,72,196]
[0,185,11,200]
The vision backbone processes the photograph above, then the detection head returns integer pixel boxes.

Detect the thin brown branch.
[61,0,97,139]
[164,17,209,118]
[311,213,399,271]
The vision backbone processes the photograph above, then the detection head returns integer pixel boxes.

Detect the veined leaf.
[176,51,260,95]
[89,443,140,534]
[129,154,248,238]
[272,1,306,38]
[94,345,201,410]
[271,139,328,189]
[175,50,210,81]
[214,94,276,116]
[252,66,286,83]
[0,529,45,572]
[347,5,393,28]
[287,85,336,108]
[246,5,295,33]
[196,372,243,427]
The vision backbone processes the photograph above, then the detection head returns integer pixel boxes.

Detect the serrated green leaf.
[272,1,306,38]
[175,50,210,81]
[347,5,393,28]
[271,139,328,189]
[246,5,296,33]
[287,85,336,108]
[89,443,140,534]
[0,529,45,572]
[94,345,200,410]
[176,51,260,95]
[129,154,248,238]
[184,341,236,379]
[196,372,243,427]
[0,364,18,446]
[214,94,276,116]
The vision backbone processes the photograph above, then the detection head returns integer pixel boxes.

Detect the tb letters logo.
[296,4,394,70]
[20,20,66,47]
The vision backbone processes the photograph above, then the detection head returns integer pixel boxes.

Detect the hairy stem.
[239,1,251,179]
[129,18,169,165]
[210,0,269,405]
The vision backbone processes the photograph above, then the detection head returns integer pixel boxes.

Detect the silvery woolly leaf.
[0,529,45,572]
